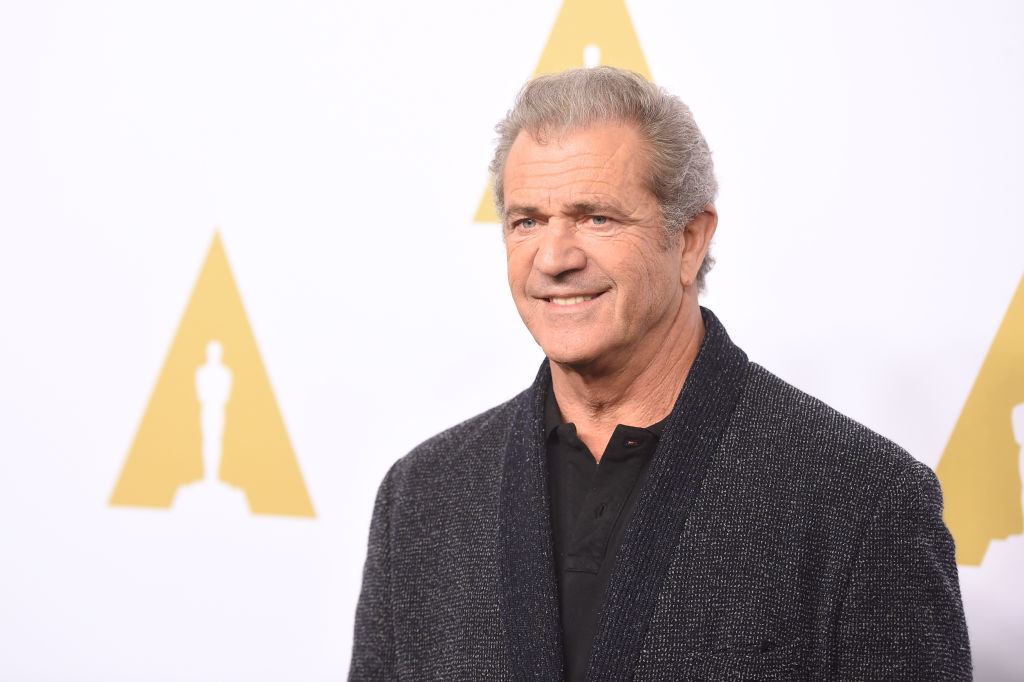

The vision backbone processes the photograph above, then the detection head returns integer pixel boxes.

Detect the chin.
[531,327,610,368]
[539,342,602,368]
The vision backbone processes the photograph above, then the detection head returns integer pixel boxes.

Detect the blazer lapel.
[498,361,565,681]
[586,308,751,680]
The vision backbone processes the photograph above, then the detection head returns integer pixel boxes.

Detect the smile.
[547,295,597,306]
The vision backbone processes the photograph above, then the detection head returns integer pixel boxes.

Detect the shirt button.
[595,502,607,518]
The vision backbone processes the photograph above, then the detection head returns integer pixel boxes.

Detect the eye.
[512,217,538,230]
[591,215,609,225]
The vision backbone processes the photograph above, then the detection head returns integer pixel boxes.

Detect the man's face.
[503,123,687,371]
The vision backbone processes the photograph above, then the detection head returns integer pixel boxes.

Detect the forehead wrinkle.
[507,154,646,191]
[506,159,631,180]
[508,169,646,192]
[511,177,645,203]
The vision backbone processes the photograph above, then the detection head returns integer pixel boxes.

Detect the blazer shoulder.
[385,387,528,493]
[733,362,927,503]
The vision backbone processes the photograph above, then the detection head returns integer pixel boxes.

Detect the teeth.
[549,295,594,306]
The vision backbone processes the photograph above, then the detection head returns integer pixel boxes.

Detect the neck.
[550,302,705,461]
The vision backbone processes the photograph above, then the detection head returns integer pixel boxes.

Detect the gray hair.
[489,66,718,289]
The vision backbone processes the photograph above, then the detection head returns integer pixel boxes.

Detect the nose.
[535,218,586,277]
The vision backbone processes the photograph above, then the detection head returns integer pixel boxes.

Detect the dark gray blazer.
[350,310,971,680]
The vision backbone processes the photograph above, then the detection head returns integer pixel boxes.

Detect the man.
[350,67,971,680]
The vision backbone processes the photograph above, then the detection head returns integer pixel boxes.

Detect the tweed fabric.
[349,309,971,681]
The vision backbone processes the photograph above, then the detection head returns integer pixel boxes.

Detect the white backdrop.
[1,1,1022,679]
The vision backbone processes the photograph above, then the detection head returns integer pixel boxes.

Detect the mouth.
[544,293,602,306]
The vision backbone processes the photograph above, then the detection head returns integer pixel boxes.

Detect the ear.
[679,204,718,287]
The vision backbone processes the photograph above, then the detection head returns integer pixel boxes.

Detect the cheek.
[506,243,533,281]
[623,249,679,306]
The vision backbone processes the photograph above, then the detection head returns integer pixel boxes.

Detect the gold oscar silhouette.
[110,232,315,517]
[936,272,1024,564]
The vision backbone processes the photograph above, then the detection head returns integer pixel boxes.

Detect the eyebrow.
[565,201,613,216]
[505,202,626,218]
[505,205,539,218]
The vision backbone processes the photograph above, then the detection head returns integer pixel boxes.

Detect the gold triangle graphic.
[110,232,315,517]
[473,0,653,223]
[936,272,1024,564]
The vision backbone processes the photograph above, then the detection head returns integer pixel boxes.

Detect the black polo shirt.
[545,390,666,682]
